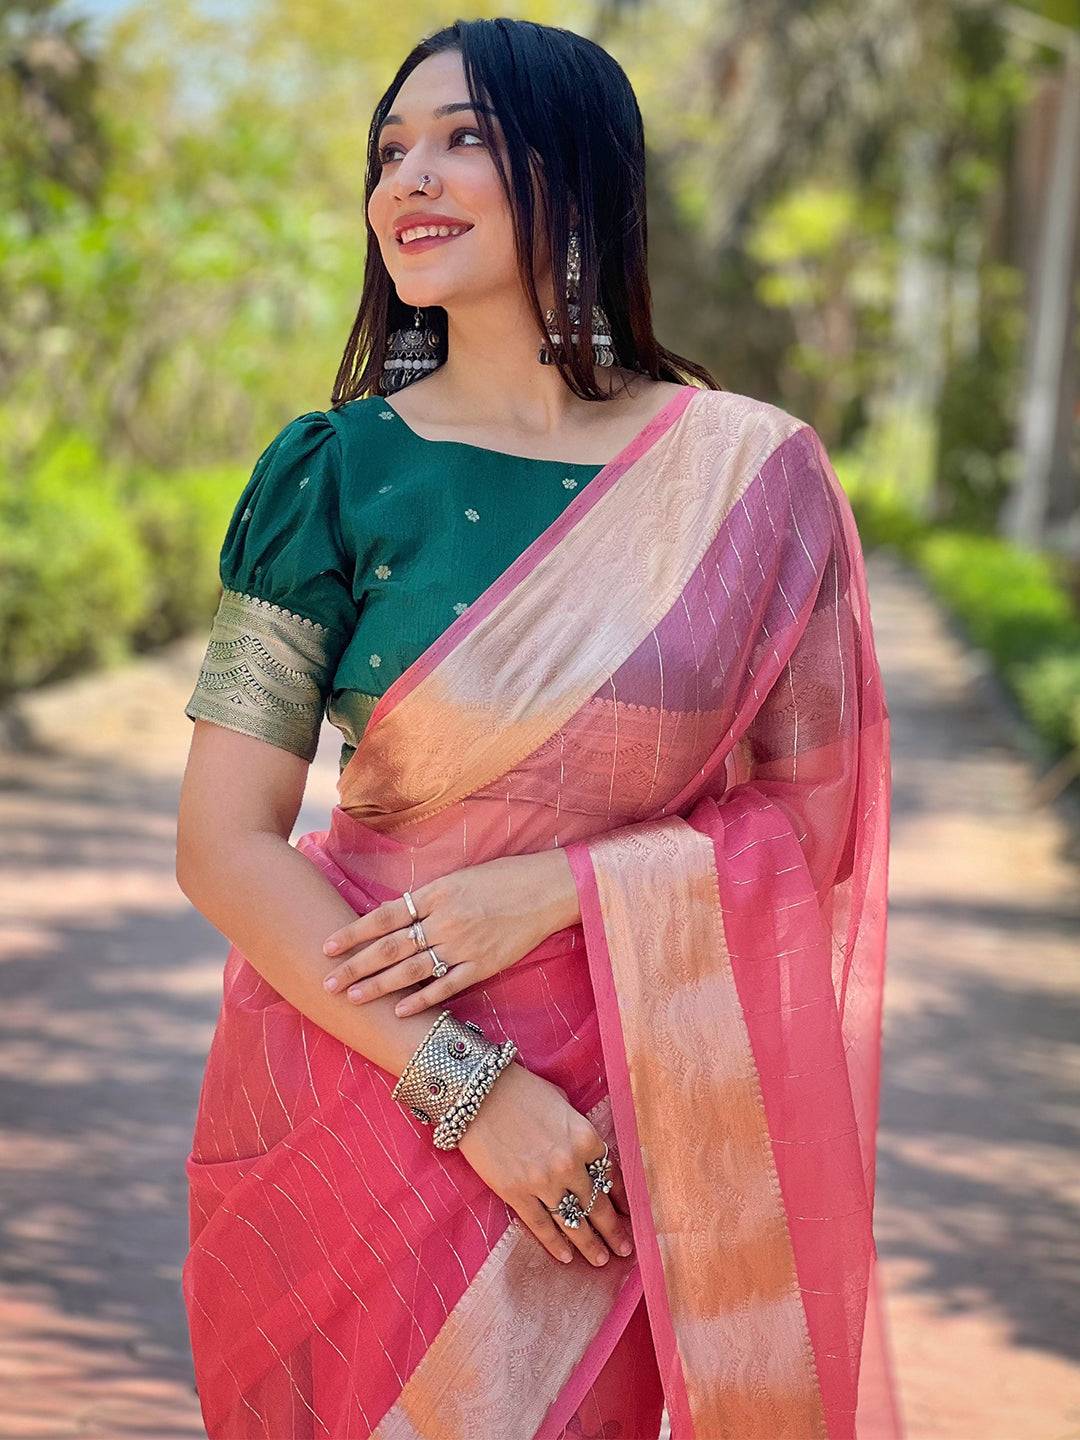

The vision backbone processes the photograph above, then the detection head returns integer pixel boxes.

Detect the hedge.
[0,432,235,701]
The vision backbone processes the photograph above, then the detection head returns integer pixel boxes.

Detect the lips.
[396,226,473,254]
[394,214,474,242]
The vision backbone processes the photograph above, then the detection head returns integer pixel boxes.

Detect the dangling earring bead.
[538,228,615,368]
[382,304,442,391]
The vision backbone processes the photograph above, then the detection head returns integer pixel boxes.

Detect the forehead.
[387,51,471,116]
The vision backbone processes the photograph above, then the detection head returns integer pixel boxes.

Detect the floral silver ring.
[585,1142,614,1195]
[547,1189,587,1230]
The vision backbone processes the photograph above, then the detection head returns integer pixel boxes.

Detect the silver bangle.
[432,1038,518,1150]
[390,1009,495,1128]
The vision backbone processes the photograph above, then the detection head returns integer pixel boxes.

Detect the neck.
[417,289,635,436]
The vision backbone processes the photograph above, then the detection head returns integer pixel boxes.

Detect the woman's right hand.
[456,1061,635,1267]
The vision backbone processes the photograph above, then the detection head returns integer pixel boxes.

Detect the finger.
[321,918,369,956]
[393,962,478,1017]
[345,948,442,1004]
[323,929,416,992]
[581,1189,633,1258]
[516,1203,575,1266]
[322,895,412,956]
[541,1185,612,1268]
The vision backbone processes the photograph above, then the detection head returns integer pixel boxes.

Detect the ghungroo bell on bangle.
[432,1036,517,1150]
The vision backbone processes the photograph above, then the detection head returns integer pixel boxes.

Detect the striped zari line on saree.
[371,1096,637,1440]
[580,817,829,1440]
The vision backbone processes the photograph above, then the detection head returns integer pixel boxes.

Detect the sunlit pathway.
[0,546,1076,1438]
[869,551,1080,1440]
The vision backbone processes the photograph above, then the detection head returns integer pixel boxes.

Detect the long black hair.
[330,17,722,405]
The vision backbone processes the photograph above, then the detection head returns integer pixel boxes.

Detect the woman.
[177,18,901,1440]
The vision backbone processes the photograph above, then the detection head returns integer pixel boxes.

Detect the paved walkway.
[0,548,1077,1438]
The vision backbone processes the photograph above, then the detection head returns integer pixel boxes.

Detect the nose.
[393,161,440,200]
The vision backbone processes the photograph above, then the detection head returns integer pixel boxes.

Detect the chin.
[394,291,447,310]
[394,277,460,305]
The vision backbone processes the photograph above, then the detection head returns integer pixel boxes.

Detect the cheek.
[469,191,517,267]
[367,196,399,264]
[367,190,387,234]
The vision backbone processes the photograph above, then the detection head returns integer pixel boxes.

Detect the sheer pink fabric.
[182,385,902,1439]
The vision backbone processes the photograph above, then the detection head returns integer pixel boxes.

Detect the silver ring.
[426,946,448,979]
[402,890,419,921]
[546,1189,586,1229]
[580,1144,613,1217]
[585,1142,613,1195]
[409,918,429,950]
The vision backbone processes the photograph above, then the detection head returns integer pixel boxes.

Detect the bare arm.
[175,719,439,1074]
[175,718,634,1268]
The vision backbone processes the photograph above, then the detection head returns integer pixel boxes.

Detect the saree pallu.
[182,384,903,1439]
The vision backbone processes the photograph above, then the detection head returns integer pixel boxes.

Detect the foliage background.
[2,0,1078,777]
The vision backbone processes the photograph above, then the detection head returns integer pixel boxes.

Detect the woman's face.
[368,49,550,313]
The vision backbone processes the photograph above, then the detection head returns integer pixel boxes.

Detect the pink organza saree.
[182,383,903,1439]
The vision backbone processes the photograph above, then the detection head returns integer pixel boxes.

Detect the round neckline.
[374,387,686,467]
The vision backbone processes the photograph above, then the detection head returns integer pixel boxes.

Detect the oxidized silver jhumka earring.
[381,304,441,392]
[382,173,443,393]
[538,228,615,368]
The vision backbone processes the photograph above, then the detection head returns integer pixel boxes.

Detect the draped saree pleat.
[182,383,902,1439]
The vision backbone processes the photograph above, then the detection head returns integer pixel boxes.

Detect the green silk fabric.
[185,397,603,769]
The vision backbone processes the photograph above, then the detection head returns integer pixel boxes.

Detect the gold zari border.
[585,819,828,1439]
[183,588,334,762]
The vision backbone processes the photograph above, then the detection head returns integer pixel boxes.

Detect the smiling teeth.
[399,225,469,244]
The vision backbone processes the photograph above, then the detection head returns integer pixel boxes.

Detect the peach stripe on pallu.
[566,815,829,1440]
[371,1096,638,1440]
[337,389,806,830]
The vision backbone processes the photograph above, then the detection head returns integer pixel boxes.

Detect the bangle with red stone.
[390,1009,505,1129]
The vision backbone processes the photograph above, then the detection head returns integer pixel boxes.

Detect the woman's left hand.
[320,850,581,1017]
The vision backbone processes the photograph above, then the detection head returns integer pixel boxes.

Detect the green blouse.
[184,396,605,770]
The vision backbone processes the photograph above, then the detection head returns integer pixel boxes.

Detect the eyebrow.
[377,101,495,138]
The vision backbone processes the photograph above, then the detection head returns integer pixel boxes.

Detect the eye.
[378,128,485,165]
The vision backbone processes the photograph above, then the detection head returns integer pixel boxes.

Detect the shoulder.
[688,386,812,454]
[257,400,397,464]
[325,394,400,445]
[688,387,839,520]
[689,386,829,481]
[225,410,346,551]
[323,396,406,490]
[244,410,344,493]
[262,407,340,451]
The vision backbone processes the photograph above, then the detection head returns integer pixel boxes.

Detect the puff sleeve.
[183,411,357,763]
